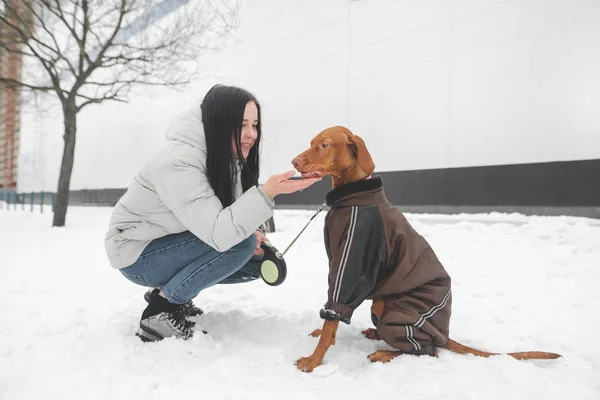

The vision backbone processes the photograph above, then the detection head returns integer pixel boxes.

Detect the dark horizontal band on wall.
[275,158,600,209]
[276,203,600,219]
[21,158,596,219]
[69,188,127,206]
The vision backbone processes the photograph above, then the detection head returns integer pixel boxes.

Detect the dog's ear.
[347,133,375,175]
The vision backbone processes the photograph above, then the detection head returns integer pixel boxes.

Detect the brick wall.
[0,0,25,189]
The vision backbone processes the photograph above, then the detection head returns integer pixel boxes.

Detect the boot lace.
[167,307,196,334]
[182,300,203,316]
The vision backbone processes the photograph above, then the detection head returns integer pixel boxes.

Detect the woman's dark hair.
[201,84,262,208]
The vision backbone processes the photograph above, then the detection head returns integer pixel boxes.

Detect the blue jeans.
[119,231,262,304]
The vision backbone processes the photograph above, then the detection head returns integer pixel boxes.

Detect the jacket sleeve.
[153,151,275,252]
[320,205,387,324]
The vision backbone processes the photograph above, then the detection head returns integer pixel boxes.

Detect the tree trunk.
[52,103,77,227]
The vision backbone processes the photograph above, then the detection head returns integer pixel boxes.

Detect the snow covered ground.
[1,206,599,400]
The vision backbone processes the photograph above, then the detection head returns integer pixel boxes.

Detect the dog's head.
[292,126,375,187]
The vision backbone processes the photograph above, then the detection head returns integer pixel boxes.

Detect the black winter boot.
[137,290,196,342]
[143,288,204,317]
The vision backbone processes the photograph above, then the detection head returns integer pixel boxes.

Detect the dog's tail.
[444,339,561,360]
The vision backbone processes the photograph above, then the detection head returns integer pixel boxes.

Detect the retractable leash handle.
[257,202,327,286]
[258,240,287,286]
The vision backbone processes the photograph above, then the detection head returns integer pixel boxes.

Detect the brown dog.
[291,126,561,373]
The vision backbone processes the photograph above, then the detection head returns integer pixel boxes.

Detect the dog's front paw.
[367,350,401,364]
[295,355,322,372]
[309,329,322,337]
[361,328,380,340]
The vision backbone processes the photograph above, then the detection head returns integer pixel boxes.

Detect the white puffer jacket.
[104,106,275,269]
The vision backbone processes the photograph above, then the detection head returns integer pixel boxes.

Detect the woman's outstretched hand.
[261,170,322,199]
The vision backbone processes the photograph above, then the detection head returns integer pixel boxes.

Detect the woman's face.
[233,101,259,159]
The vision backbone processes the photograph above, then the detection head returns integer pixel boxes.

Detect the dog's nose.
[292,157,303,169]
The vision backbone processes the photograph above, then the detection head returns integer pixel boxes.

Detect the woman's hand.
[261,170,321,199]
[254,230,267,256]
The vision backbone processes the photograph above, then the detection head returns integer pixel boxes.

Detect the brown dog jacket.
[319,176,452,349]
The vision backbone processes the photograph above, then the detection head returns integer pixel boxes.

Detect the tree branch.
[42,0,93,70]
[75,80,131,112]
[79,0,90,74]
[0,1,66,102]
[0,77,58,92]
[2,0,241,109]
[74,0,129,91]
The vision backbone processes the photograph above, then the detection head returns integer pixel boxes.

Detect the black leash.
[280,201,328,257]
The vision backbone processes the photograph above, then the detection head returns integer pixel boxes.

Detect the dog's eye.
[321,143,330,148]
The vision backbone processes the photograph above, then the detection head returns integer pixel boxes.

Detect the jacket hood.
[165,105,207,151]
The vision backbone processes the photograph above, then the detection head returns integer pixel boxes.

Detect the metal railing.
[0,190,55,213]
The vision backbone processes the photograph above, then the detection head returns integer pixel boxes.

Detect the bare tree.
[0,0,239,226]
